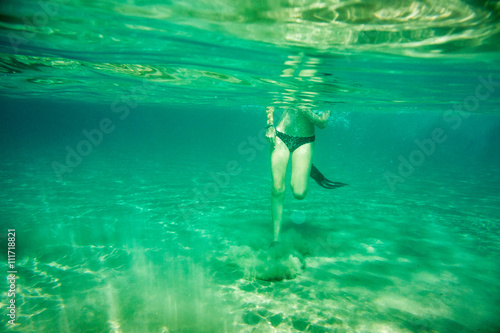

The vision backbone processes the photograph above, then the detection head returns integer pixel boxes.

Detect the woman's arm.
[265,106,276,145]
[299,108,331,129]
[266,106,274,127]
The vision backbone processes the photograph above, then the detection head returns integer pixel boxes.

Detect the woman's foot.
[269,241,281,249]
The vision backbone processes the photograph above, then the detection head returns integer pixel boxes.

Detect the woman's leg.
[290,142,314,200]
[271,139,290,242]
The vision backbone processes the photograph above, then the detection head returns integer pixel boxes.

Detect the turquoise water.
[1,0,500,332]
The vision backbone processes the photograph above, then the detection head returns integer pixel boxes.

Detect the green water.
[1,0,500,332]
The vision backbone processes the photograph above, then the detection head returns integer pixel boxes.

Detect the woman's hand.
[317,110,331,129]
[265,126,276,145]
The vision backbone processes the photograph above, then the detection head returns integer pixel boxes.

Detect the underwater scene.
[1,0,500,332]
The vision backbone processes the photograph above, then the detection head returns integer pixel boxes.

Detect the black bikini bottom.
[276,130,315,153]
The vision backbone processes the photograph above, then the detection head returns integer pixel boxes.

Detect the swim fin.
[310,164,347,189]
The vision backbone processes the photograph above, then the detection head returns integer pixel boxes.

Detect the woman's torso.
[276,108,315,137]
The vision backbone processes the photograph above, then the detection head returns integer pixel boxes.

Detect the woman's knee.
[272,183,285,197]
[292,187,308,200]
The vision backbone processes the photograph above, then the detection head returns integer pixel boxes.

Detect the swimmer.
[266,105,332,243]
